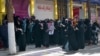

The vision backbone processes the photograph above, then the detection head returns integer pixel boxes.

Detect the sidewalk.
[0,45,59,56]
[0,50,8,56]
[1,33,100,56]
[14,43,100,56]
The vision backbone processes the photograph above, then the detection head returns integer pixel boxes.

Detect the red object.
[73,7,80,19]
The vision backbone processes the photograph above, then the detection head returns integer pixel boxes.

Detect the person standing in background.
[33,20,42,48]
[14,16,26,51]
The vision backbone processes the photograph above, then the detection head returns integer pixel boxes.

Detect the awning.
[79,0,100,5]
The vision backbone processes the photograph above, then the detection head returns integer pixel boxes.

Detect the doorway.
[73,7,80,19]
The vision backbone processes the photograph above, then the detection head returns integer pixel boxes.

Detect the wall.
[79,8,84,19]
[91,7,96,23]
[97,8,100,25]
[34,0,54,20]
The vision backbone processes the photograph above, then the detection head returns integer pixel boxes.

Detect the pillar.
[54,0,58,19]
[0,0,6,25]
[30,0,35,16]
[68,0,73,19]
[83,2,87,19]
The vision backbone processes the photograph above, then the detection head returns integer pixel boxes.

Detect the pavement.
[0,50,8,56]
[1,33,100,56]
[13,44,100,56]
[0,45,58,56]
[1,44,100,56]
[13,33,100,56]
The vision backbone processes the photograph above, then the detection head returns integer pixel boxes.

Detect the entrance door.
[73,7,80,19]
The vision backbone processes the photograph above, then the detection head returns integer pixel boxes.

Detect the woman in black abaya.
[67,20,78,51]
[15,16,26,51]
[76,20,85,49]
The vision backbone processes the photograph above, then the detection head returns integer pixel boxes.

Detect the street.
[0,33,99,56]
[14,43,100,56]
[12,33,100,56]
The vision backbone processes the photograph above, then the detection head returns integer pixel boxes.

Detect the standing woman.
[26,18,33,44]
[76,20,85,49]
[85,19,92,45]
[48,20,55,45]
[14,16,26,51]
[73,19,79,50]
[54,19,60,45]
[67,20,78,52]
[43,20,50,48]
[59,18,66,45]
[40,21,44,46]
[33,20,42,48]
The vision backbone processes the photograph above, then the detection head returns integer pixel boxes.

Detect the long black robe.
[67,21,78,51]
[54,21,60,45]
[26,19,34,44]
[43,21,49,47]
[84,19,92,44]
[33,21,42,48]
[15,20,26,51]
[76,21,85,49]
[58,21,66,45]
[62,25,69,49]
[16,30,26,51]
[85,24,92,44]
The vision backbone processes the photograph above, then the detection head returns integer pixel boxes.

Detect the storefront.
[73,2,82,19]
[0,0,100,25]
[34,0,54,20]
[97,7,100,24]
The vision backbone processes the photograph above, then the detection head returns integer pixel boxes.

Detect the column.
[54,0,58,19]
[83,2,87,19]
[0,0,6,25]
[68,0,73,19]
[30,0,35,16]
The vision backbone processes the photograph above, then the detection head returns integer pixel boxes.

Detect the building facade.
[0,0,100,25]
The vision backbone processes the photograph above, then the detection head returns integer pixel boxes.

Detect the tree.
[6,0,17,54]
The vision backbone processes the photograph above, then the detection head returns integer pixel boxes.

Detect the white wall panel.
[34,0,54,20]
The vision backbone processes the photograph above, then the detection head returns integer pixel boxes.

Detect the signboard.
[34,0,54,20]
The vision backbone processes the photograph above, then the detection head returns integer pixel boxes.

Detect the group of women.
[0,15,99,52]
